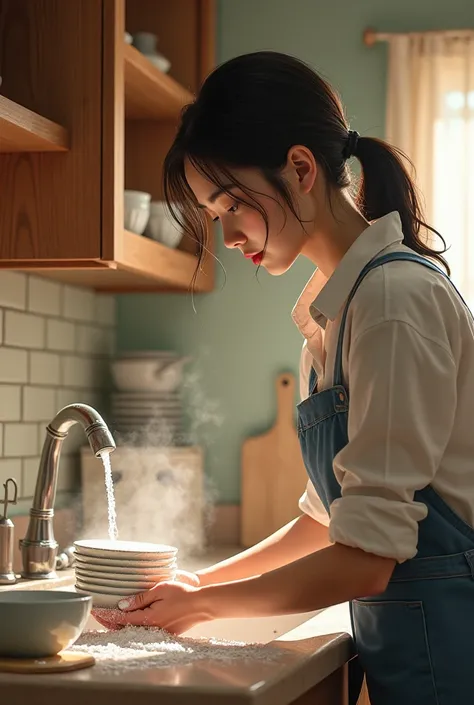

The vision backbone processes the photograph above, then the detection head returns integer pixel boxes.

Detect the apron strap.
[332,251,465,387]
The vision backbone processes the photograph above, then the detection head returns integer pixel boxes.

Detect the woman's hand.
[173,569,201,587]
[91,575,209,635]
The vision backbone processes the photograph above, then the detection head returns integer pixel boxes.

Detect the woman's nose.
[222,227,247,250]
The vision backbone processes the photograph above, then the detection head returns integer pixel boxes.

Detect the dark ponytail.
[355,137,449,271]
[164,51,449,289]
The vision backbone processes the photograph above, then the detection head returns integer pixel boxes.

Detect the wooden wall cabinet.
[0,0,215,292]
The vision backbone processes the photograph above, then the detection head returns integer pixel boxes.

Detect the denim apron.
[297,251,474,705]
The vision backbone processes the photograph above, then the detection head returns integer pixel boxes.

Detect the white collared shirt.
[292,212,474,562]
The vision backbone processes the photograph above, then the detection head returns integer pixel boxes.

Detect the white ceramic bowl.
[74,539,177,561]
[111,357,188,393]
[124,190,151,235]
[145,201,183,248]
[145,53,171,73]
[0,591,92,658]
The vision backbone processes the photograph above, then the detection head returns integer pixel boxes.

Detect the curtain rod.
[363,27,474,47]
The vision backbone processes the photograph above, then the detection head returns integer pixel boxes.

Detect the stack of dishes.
[111,390,183,439]
[110,351,189,443]
[73,539,178,607]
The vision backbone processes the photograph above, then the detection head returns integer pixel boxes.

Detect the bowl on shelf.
[111,354,190,393]
[132,32,171,73]
[144,53,171,73]
[124,190,151,235]
[0,591,92,658]
[145,201,183,248]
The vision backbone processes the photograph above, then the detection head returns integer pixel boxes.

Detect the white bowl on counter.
[145,201,184,248]
[0,591,92,658]
[124,190,151,235]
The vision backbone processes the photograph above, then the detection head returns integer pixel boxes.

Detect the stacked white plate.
[73,539,178,607]
[111,390,183,439]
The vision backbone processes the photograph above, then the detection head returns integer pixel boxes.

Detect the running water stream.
[100,450,119,541]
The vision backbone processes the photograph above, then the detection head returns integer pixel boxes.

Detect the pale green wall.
[117,0,474,503]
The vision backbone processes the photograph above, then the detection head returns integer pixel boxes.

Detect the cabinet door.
[0,0,103,261]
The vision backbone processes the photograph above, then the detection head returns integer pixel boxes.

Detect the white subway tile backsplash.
[0,385,21,422]
[4,423,38,457]
[76,324,102,355]
[22,457,39,497]
[23,387,57,422]
[0,459,22,489]
[28,277,62,316]
[37,422,47,454]
[0,272,116,481]
[46,319,75,352]
[4,310,45,349]
[61,355,94,389]
[0,348,28,383]
[76,324,115,356]
[30,351,61,385]
[63,286,95,322]
[55,388,82,410]
[96,295,116,326]
[0,271,27,310]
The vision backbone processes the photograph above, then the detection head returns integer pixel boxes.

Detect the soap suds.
[71,625,279,673]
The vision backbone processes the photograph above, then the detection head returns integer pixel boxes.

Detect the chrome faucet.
[20,404,116,579]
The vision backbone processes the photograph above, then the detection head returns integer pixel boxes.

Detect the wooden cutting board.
[241,372,308,547]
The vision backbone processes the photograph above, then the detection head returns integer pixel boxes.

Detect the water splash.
[100,450,119,541]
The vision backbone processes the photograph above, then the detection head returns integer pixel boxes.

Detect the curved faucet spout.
[21,404,116,579]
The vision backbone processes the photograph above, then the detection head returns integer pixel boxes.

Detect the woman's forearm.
[200,543,397,619]
[197,513,330,587]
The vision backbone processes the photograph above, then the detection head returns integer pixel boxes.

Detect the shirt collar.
[292,211,404,335]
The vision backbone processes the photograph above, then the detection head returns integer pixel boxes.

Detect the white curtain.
[386,32,474,309]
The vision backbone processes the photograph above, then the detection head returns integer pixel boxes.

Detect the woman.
[94,52,474,704]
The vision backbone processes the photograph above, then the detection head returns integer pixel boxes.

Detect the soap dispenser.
[0,478,18,584]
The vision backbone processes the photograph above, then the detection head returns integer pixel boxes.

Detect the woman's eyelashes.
[212,203,239,223]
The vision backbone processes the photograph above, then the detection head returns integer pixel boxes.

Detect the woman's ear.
[285,145,317,195]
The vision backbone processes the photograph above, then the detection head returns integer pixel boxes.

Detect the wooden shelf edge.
[117,230,212,291]
[0,96,68,152]
[124,44,194,120]
[0,232,215,293]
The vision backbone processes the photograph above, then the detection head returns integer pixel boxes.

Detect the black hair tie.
[344,130,360,159]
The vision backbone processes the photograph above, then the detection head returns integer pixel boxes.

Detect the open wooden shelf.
[124,44,194,120]
[9,230,214,293]
[0,96,68,153]
[117,229,202,287]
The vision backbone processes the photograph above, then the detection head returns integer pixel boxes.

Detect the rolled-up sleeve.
[329,320,457,562]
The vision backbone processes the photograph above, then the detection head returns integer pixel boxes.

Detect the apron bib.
[297,251,474,705]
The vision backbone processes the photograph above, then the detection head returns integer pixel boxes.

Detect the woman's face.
[184,152,317,275]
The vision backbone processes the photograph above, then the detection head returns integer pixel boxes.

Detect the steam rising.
[81,361,223,559]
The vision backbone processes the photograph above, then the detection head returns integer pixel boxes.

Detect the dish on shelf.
[124,190,151,235]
